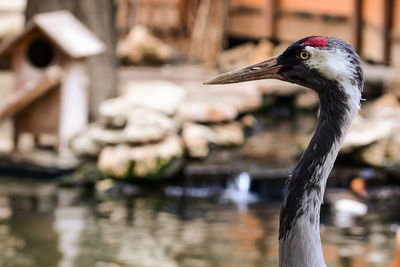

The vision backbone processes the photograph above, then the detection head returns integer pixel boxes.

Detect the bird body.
[205,36,364,267]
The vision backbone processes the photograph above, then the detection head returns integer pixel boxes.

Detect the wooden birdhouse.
[0,11,104,155]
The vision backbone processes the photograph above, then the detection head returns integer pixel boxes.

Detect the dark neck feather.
[279,82,350,240]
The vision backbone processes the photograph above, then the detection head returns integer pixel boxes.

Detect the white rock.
[70,125,103,157]
[342,117,400,153]
[98,97,130,128]
[182,122,244,158]
[126,107,179,135]
[212,122,244,146]
[178,82,262,123]
[98,135,184,179]
[181,123,214,158]
[178,102,238,123]
[95,108,180,145]
[121,80,186,115]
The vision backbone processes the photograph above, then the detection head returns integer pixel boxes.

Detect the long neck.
[278,82,361,267]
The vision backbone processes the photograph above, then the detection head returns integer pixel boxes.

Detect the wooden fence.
[117,0,400,67]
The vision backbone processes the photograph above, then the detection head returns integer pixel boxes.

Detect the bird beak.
[204,55,284,84]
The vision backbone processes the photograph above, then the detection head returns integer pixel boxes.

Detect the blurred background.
[0,0,399,266]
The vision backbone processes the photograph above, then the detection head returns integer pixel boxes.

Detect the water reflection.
[0,177,398,267]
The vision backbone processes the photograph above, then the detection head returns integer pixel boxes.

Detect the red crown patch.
[303,37,328,47]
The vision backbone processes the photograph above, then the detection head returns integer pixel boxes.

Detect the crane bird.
[204,36,363,267]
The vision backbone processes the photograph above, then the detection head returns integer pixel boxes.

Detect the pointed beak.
[204,55,284,85]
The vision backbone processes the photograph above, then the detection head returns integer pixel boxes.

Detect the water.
[0,176,399,267]
[221,172,258,212]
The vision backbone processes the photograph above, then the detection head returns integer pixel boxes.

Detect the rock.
[361,93,400,119]
[94,108,178,145]
[70,125,103,157]
[0,197,11,221]
[217,42,255,71]
[121,80,186,116]
[339,93,400,168]
[98,135,184,179]
[216,86,262,113]
[98,97,129,128]
[357,126,400,168]
[342,117,400,153]
[240,114,257,128]
[257,79,307,96]
[98,145,131,177]
[341,94,400,163]
[217,39,274,72]
[386,71,400,99]
[341,113,400,168]
[99,81,185,127]
[363,63,397,98]
[125,107,179,135]
[178,82,262,123]
[90,128,131,145]
[182,122,244,158]
[182,123,214,158]
[117,25,173,65]
[212,122,244,146]
[178,102,238,123]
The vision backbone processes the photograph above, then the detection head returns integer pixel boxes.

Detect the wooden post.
[266,0,278,40]
[383,0,394,64]
[189,0,229,62]
[116,0,131,38]
[351,0,363,52]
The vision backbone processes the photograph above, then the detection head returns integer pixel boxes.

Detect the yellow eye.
[299,51,310,60]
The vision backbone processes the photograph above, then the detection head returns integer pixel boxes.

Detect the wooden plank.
[394,0,400,34]
[15,86,61,134]
[265,0,278,40]
[361,0,385,62]
[230,0,265,9]
[362,24,385,62]
[229,6,267,39]
[279,0,352,16]
[136,0,181,32]
[392,0,400,67]
[362,0,385,26]
[276,14,352,43]
[0,65,63,122]
[229,0,353,40]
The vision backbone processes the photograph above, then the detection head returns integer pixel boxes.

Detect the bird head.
[204,36,363,95]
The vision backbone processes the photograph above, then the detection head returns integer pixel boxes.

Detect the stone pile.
[70,80,262,179]
[341,93,400,173]
[117,25,173,65]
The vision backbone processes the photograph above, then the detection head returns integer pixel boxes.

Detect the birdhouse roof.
[0,10,105,58]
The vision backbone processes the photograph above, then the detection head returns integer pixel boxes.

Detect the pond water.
[0,175,399,267]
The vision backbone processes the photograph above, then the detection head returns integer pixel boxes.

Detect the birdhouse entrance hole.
[27,38,54,68]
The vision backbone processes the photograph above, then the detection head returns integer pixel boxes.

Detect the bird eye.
[299,51,310,60]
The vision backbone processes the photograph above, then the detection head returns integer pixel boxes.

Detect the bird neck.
[279,81,361,267]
